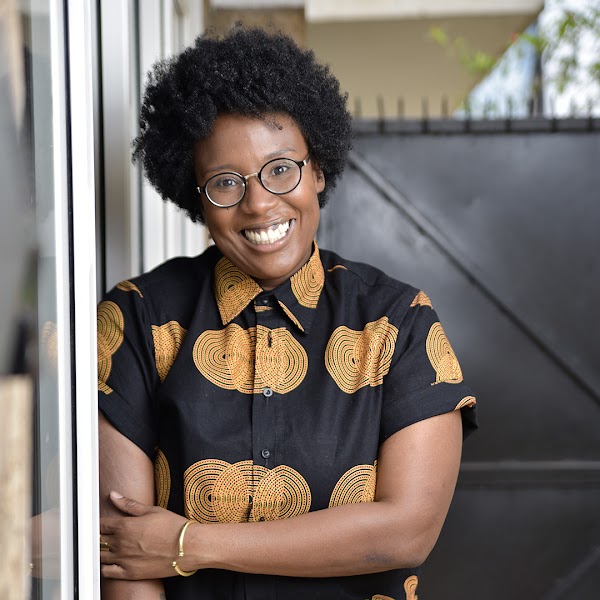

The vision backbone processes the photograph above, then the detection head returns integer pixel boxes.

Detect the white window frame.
[48,1,76,596]
[66,0,100,596]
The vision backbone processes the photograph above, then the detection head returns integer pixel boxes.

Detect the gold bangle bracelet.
[171,520,198,577]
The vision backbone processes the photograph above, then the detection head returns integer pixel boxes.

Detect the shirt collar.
[214,242,325,334]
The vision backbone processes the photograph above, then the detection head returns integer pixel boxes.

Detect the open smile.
[242,219,294,245]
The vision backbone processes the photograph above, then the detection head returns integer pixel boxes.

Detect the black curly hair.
[132,26,352,223]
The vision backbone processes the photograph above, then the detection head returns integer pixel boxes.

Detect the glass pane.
[19,1,71,597]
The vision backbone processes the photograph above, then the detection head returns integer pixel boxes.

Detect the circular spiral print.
[426,322,463,385]
[325,317,398,394]
[329,463,377,507]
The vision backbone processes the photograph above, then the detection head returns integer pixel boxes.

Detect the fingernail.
[110,491,124,499]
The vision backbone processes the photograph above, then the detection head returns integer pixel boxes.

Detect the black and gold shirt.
[98,243,478,600]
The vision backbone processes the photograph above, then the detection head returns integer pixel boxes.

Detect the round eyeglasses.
[197,155,311,208]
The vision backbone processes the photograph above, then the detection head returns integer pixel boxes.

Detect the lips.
[243,220,291,245]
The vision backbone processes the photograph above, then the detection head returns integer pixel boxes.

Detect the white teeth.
[244,220,291,245]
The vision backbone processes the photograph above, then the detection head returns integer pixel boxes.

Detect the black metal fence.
[318,116,600,600]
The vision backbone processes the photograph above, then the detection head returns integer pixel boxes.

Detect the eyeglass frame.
[196,154,311,208]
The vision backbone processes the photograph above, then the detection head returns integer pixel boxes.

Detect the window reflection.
[20,1,66,598]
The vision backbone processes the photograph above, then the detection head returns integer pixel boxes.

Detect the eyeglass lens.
[205,157,303,207]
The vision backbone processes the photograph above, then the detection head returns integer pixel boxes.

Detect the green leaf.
[428,26,448,46]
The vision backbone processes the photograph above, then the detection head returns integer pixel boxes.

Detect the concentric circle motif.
[404,575,419,600]
[97,301,124,394]
[325,317,399,394]
[214,257,262,324]
[184,459,234,523]
[193,324,308,394]
[410,290,432,308]
[211,461,259,523]
[184,460,311,524]
[371,595,395,600]
[426,322,463,385]
[250,465,312,522]
[454,396,476,410]
[254,326,308,393]
[193,324,256,393]
[329,462,377,507]
[154,449,171,509]
[116,279,143,298]
[152,321,187,381]
[290,245,324,308]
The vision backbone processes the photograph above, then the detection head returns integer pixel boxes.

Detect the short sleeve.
[380,292,478,442]
[97,281,160,458]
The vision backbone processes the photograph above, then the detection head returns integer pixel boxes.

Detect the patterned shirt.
[98,242,478,600]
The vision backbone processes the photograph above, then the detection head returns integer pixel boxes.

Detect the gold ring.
[100,537,110,552]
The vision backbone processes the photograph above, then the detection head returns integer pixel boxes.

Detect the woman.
[98,26,478,600]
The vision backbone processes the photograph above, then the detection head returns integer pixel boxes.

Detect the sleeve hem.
[380,382,478,443]
[99,391,158,459]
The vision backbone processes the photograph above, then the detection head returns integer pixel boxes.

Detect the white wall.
[100,0,209,292]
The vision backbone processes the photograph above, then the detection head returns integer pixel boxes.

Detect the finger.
[109,491,152,517]
[99,548,119,564]
[100,563,128,580]
[99,519,118,534]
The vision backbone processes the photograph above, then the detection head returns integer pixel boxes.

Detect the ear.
[312,162,326,194]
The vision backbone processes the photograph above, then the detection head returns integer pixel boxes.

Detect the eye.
[268,162,292,178]
[211,175,241,190]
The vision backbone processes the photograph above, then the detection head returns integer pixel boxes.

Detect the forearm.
[100,413,167,595]
[100,413,462,583]
[101,579,165,600]
[185,500,434,578]
[180,414,462,579]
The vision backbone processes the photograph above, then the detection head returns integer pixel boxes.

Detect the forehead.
[193,113,307,171]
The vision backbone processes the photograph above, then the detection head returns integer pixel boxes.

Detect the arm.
[99,412,168,598]
[101,409,462,579]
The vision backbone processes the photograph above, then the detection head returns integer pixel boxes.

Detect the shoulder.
[320,248,424,320]
[128,245,218,293]
[104,245,220,321]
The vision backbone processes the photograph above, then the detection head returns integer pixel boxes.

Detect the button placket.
[252,319,277,468]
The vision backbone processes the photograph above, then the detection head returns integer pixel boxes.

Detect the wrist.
[171,520,199,577]
[184,521,217,570]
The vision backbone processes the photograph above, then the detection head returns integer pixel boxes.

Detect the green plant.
[429,1,600,109]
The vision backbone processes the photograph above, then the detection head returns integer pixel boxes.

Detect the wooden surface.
[0,375,33,600]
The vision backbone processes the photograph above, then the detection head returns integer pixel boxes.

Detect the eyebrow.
[204,147,298,175]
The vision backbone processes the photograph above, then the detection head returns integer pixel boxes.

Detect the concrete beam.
[306,0,543,22]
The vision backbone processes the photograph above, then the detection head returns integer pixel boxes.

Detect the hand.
[100,491,193,580]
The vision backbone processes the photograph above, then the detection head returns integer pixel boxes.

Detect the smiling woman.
[194,113,323,290]
[98,26,478,600]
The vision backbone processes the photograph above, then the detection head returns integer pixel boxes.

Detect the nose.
[240,174,279,214]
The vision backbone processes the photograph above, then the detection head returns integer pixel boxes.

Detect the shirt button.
[263,387,273,398]
[261,448,271,459]
[259,297,270,305]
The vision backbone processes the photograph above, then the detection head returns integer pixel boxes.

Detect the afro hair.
[132,26,352,223]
